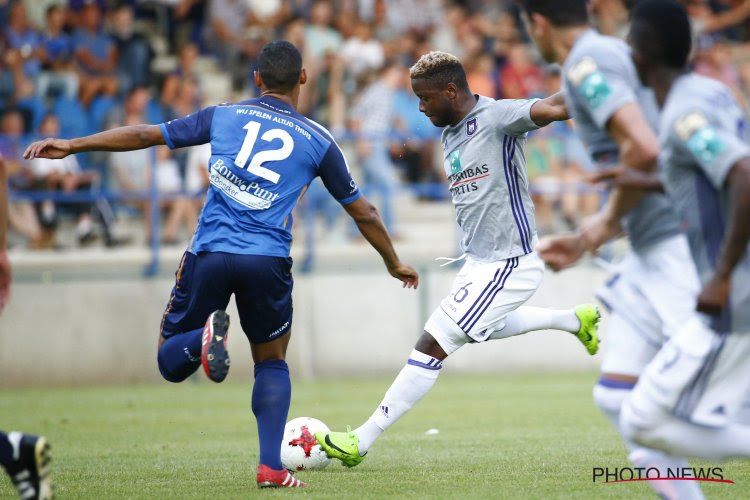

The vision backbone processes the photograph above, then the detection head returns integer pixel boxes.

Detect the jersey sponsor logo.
[447,149,462,175]
[209,158,280,210]
[567,57,611,109]
[448,164,490,196]
[466,117,478,136]
[676,112,726,164]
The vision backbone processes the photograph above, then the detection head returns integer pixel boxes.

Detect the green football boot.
[574,304,600,355]
[314,426,365,468]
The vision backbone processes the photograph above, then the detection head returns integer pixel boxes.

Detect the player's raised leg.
[0,431,53,500]
[157,252,232,383]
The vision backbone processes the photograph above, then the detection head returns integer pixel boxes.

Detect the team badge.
[466,117,478,136]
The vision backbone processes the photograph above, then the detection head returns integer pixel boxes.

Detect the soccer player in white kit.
[609,0,750,462]
[315,51,601,466]
[521,1,707,498]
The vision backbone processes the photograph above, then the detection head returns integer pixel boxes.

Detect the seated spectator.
[106,86,151,129]
[146,74,180,124]
[109,116,194,244]
[72,3,118,107]
[28,114,109,246]
[154,145,197,244]
[500,42,545,99]
[109,4,154,93]
[38,4,79,100]
[204,0,249,68]
[4,1,45,80]
[340,21,385,80]
[305,1,342,63]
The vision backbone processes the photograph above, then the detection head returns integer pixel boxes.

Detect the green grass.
[0,373,747,499]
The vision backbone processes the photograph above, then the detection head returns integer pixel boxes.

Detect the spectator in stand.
[106,85,151,129]
[204,0,249,68]
[4,1,44,80]
[28,114,109,245]
[499,42,545,99]
[72,2,118,107]
[109,3,154,93]
[146,73,180,124]
[350,62,404,235]
[37,4,79,100]
[305,1,342,63]
[385,0,444,36]
[153,145,197,244]
[340,21,385,80]
[0,108,44,247]
[694,34,745,106]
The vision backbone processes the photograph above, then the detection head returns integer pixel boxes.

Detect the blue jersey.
[160,96,360,256]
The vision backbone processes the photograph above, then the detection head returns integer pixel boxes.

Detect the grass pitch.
[0,373,746,499]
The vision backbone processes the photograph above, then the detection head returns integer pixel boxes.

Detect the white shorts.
[424,252,544,355]
[597,234,701,376]
[627,315,750,427]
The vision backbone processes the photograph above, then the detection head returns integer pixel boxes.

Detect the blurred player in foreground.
[23,41,418,489]
[0,156,53,499]
[316,51,600,466]
[608,0,750,461]
[521,1,705,498]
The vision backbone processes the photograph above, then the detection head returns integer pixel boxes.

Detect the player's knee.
[619,397,661,448]
[592,376,636,416]
[156,349,190,383]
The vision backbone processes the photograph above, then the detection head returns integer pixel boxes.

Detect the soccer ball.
[280,417,332,471]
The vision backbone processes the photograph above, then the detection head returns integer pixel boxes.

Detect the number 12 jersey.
[160,95,360,257]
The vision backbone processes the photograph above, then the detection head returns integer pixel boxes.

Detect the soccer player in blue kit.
[23,41,419,489]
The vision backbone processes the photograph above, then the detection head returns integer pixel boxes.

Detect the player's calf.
[201,310,231,383]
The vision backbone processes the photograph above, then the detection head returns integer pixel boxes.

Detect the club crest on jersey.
[466,117,478,136]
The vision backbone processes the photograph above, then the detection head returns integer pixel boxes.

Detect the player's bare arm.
[698,158,750,314]
[588,165,665,192]
[0,157,10,314]
[23,124,165,160]
[529,91,569,126]
[344,196,419,289]
[577,103,660,251]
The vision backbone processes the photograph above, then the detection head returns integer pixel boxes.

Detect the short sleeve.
[565,54,636,130]
[160,106,216,149]
[318,142,360,205]
[668,110,750,188]
[491,98,540,137]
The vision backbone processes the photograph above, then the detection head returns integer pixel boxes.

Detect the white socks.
[593,382,705,500]
[354,350,442,455]
[488,306,580,340]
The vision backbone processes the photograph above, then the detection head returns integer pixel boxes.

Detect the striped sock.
[355,350,442,455]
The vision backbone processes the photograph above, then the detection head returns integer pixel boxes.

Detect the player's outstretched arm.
[0,157,10,314]
[23,124,166,160]
[529,92,569,127]
[344,196,419,289]
[698,158,750,314]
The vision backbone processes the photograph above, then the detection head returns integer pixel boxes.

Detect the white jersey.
[440,95,541,261]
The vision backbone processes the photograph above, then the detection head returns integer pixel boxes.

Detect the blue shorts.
[160,251,293,344]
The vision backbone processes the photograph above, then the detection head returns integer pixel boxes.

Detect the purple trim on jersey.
[463,257,518,333]
[597,377,636,390]
[458,260,511,328]
[509,138,533,252]
[503,137,531,253]
[674,334,726,420]
[407,358,442,370]
[159,123,175,149]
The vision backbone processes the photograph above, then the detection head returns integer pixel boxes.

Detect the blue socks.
[252,360,291,470]
[157,327,203,382]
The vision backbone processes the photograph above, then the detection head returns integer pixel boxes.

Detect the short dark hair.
[630,0,691,69]
[409,51,470,91]
[521,0,589,27]
[258,41,303,92]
